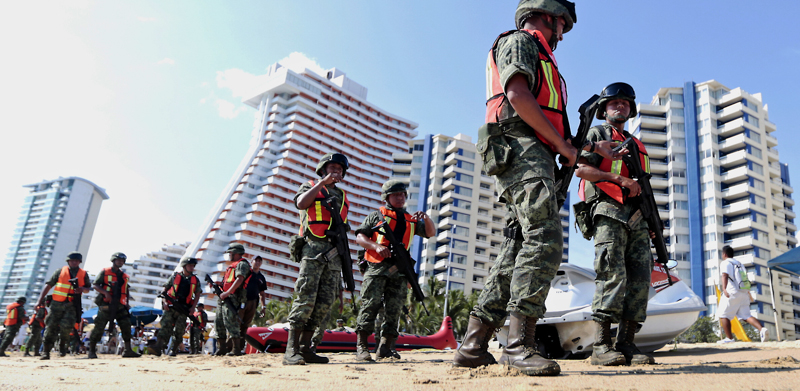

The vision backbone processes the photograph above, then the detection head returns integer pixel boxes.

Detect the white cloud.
[157,58,175,65]
[215,69,269,98]
[276,52,326,78]
[137,16,157,22]
[215,99,247,119]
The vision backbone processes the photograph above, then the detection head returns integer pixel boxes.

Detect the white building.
[183,54,417,309]
[392,133,570,295]
[127,242,189,308]
[630,80,797,340]
[0,177,107,317]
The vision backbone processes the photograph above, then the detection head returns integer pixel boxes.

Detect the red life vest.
[166,273,199,305]
[222,260,250,291]
[194,311,206,329]
[304,180,349,239]
[485,29,568,152]
[52,266,87,302]
[365,207,417,264]
[100,267,129,306]
[4,303,23,326]
[579,126,650,204]
[28,306,47,328]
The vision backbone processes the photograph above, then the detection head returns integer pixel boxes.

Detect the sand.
[1,341,799,391]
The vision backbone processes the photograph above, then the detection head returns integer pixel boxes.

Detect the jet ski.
[495,263,706,358]
[244,315,457,354]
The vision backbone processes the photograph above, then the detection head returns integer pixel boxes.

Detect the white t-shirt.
[719,258,747,296]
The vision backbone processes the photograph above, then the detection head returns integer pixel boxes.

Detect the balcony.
[718,133,747,152]
[443,165,456,178]
[723,219,752,235]
[720,166,748,183]
[721,182,750,199]
[715,103,744,123]
[766,134,778,147]
[638,129,668,143]
[723,199,750,214]
[767,147,779,162]
[719,149,747,168]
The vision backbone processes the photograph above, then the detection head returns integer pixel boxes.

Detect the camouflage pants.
[287,244,340,331]
[312,283,341,347]
[157,308,187,352]
[356,273,407,339]
[90,306,132,344]
[0,324,20,350]
[190,326,204,352]
[43,301,78,347]
[472,179,563,326]
[26,324,44,353]
[374,307,385,343]
[591,215,653,323]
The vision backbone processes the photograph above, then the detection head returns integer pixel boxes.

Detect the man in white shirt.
[717,245,768,343]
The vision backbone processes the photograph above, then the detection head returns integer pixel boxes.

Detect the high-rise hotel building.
[630,80,797,340]
[184,55,417,308]
[127,242,189,308]
[391,133,570,295]
[0,177,108,317]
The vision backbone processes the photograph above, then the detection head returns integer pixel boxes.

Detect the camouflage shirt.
[294,180,346,240]
[492,31,557,200]
[355,206,430,277]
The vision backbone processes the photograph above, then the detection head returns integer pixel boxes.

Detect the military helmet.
[336,319,344,323]
[381,180,408,201]
[315,153,349,178]
[197,303,204,308]
[66,251,83,262]
[179,257,199,267]
[110,252,127,263]
[515,0,576,33]
[225,243,246,254]
[596,82,638,120]
[17,296,27,303]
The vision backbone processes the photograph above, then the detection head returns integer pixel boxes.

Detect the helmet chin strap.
[549,16,559,51]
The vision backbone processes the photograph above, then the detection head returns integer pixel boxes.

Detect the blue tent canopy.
[767,246,800,276]
[81,306,162,326]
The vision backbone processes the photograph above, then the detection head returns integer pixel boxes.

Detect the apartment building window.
[673,201,689,210]
[703,232,716,243]
[454,186,472,197]
[747,145,762,159]
[674,218,689,228]
[452,198,472,210]
[449,282,465,292]
[673,234,690,244]
[455,172,473,184]
[704,215,716,226]
[671,109,684,117]
[749,161,764,176]
[696,119,710,130]
[452,239,469,251]
[456,160,475,171]
[700,164,714,177]
[754,229,769,244]
[453,254,467,265]
[452,225,469,236]
[701,181,717,193]
[476,234,487,242]
[670,137,685,148]
[744,114,759,128]
[703,250,718,261]
[746,129,761,143]
[752,194,766,209]
[450,268,466,278]
[672,185,687,194]
[451,212,471,223]
[696,103,709,114]
[457,149,476,159]
[698,133,711,145]
[670,123,684,132]
[752,212,767,226]
[671,170,686,178]
[750,178,765,192]
[670,93,684,103]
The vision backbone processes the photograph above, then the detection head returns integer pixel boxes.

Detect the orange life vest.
[100,267,129,306]
[579,127,650,204]
[166,273,199,305]
[365,207,417,264]
[4,303,23,326]
[28,306,47,328]
[52,266,87,302]
[194,311,206,329]
[222,260,250,291]
[485,29,568,151]
[304,180,349,239]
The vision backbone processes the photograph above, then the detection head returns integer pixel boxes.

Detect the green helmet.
[596,82,637,120]
[381,180,408,201]
[515,0,577,33]
[110,252,127,263]
[179,257,199,267]
[17,296,26,303]
[66,252,82,262]
[225,243,246,254]
[315,153,349,178]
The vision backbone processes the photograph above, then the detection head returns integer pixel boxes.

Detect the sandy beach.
[1,341,798,391]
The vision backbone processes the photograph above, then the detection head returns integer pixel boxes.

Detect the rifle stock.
[617,138,673,285]
[158,293,200,327]
[374,221,430,316]
[203,274,243,322]
[319,191,356,292]
[554,94,601,209]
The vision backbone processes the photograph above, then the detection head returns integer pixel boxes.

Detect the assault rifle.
[319,188,356,292]
[67,277,83,321]
[203,274,243,322]
[374,220,430,316]
[554,94,601,209]
[158,293,200,327]
[106,270,131,319]
[616,138,673,286]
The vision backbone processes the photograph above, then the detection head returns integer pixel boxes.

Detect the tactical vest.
[194,310,207,329]
[579,125,650,204]
[4,303,22,326]
[304,180,349,239]
[29,306,47,328]
[222,260,250,291]
[52,266,87,302]
[166,273,198,305]
[365,207,417,264]
[485,29,568,151]
[100,267,129,306]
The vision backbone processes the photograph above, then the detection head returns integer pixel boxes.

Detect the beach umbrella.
[82,307,99,323]
[128,306,163,326]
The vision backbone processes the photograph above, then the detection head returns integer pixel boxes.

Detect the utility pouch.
[476,122,512,176]
[573,201,595,240]
[320,247,342,271]
[627,209,644,230]
[289,234,306,263]
[357,249,367,275]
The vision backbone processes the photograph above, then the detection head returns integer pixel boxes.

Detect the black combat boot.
[23,350,31,357]
[388,338,401,359]
[498,312,560,376]
[282,327,305,365]
[34,349,40,357]
[40,344,52,360]
[453,315,498,368]
[214,337,229,356]
[355,330,373,361]
[152,340,162,357]
[590,321,626,366]
[226,338,243,356]
[299,330,329,364]
[614,320,655,365]
[87,342,98,359]
[59,341,67,357]
[122,340,141,358]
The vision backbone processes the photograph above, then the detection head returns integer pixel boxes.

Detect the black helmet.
[315,153,349,178]
[110,252,127,263]
[596,82,637,120]
[381,180,408,201]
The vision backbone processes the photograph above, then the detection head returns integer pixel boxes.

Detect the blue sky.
[2,1,799,273]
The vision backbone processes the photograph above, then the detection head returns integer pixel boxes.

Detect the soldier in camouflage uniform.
[354,180,434,361]
[454,0,624,376]
[35,252,92,360]
[284,153,350,366]
[191,303,208,354]
[310,283,341,353]
[24,295,51,357]
[88,252,140,358]
[157,257,202,357]
[0,297,27,357]
[574,83,655,366]
[213,243,251,356]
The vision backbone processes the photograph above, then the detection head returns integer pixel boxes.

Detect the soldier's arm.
[80,274,92,294]
[296,175,338,210]
[575,157,641,196]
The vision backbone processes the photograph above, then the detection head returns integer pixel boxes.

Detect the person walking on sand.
[717,245,768,343]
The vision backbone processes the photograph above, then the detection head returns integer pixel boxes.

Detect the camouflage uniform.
[42,268,91,349]
[311,283,341,349]
[581,124,653,323]
[26,306,47,354]
[0,303,23,353]
[89,272,133,347]
[221,260,250,339]
[158,272,202,353]
[191,309,208,353]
